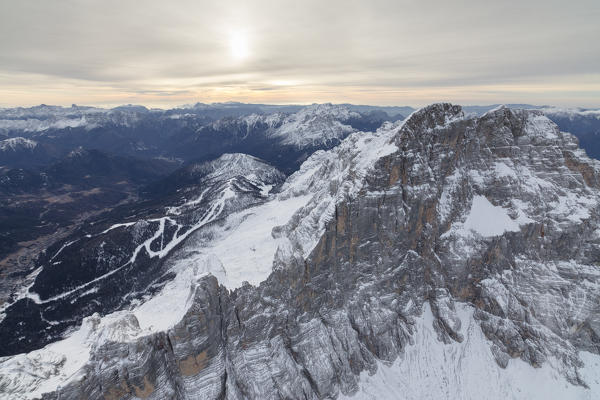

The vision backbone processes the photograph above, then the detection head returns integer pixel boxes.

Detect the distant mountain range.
[1,102,598,170]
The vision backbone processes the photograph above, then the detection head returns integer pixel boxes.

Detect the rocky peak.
[402,102,464,131]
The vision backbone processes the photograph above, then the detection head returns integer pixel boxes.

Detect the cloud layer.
[1,0,598,107]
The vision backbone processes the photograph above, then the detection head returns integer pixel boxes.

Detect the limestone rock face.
[3,104,600,399]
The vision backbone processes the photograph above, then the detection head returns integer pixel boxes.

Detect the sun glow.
[230,32,249,60]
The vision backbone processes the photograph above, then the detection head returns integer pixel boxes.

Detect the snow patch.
[494,161,518,179]
[447,195,521,237]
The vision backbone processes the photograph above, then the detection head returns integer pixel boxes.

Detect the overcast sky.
[0,0,598,108]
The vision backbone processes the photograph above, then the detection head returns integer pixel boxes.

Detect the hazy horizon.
[2,100,597,112]
[1,0,599,108]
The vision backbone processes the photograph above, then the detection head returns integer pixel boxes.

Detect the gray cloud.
[0,0,598,107]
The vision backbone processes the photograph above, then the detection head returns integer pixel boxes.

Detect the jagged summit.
[206,103,361,149]
[1,104,599,399]
[397,102,463,134]
[265,103,359,147]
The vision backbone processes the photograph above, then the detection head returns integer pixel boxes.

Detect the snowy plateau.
[0,103,599,400]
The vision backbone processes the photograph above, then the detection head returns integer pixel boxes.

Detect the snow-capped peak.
[0,137,37,151]
[189,153,285,183]
[267,104,360,148]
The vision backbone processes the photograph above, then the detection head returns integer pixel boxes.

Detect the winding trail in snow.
[25,185,233,305]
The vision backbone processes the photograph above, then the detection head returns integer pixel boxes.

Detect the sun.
[230,32,249,60]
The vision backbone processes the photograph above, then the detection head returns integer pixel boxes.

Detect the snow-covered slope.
[171,120,400,289]
[343,304,600,400]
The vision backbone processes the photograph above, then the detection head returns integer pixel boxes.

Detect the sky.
[0,0,599,108]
